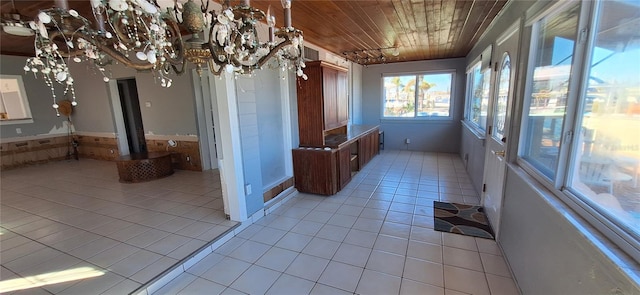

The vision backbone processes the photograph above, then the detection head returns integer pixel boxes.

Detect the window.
[0,75,33,124]
[466,63,491,130]
[520,0,640,259]
[382,72,453,118]
[567,0,640,239]
[520,3,580,179]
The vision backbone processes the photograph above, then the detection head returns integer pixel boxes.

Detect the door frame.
[193,70,219,170]
[107,79,130,156]
[481,20,521,238]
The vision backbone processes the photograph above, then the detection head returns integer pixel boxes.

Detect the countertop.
[323,125,379,149]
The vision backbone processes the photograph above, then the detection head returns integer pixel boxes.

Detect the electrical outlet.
[15,128,21,134]
[405,138,410,144]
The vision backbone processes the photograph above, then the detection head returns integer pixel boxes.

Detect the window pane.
[0,76,31,120]
[569,0,640,237]
[493,55,511,140]
[383,73,452,118]
[416,73,452,117]
[468,66,482,125]
[468,64,489,130]
[521,4,580,178]
[479,70,491,130]
[383,75,416,117]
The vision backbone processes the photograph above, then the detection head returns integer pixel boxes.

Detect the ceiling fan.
[1,0,35,37]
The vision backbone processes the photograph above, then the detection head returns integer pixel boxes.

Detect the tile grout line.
[131,189,299,295]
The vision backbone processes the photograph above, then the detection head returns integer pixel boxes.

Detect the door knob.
[494,150,506,157]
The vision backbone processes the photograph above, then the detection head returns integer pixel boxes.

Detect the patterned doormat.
[433,201,495,239]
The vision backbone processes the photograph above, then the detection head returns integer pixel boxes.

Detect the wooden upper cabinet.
[336,71,348,128]
[297,61,348,147]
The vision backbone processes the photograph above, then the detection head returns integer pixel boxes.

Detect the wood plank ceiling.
[0,0,508,65]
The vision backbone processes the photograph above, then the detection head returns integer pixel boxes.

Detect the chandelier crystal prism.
[20,0,306,115]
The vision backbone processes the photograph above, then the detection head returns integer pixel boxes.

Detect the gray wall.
[67,63,116,134]
[0,55,71,137]
[501,166,640,294]
[361,58,466,152]
[0,54,199,138]
[236,75,265,216]
[70,63,198,136]
[255,68,287,189]
[460,123,485,195]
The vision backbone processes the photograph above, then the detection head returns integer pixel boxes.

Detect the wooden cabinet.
[297,61,348,147]
[293,126,379,195]
[359,130,379,168]
[292,148,338,195]
[293,60,378,196]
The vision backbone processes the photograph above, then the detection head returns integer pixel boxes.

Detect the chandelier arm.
[162,18,186,65]
[256,37,294,68]
[110,15,138,45]
[170,62,186,75]
[83,35,157,71]
[207,59,224,75]
[206,23,232,68]
[46,31,86,57]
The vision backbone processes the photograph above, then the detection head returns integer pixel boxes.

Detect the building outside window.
[382,72,453,118]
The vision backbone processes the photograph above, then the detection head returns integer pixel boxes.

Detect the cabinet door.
[337,146,352,189]
[336,71,348,127]
[323,68,339,130]
[358,133,369,168]
[293,149,338,195]
[371,129,379,155]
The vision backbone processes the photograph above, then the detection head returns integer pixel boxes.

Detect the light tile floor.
[155,151,520,295]
[0,159,235,294]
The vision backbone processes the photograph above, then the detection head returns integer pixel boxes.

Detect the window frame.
[516,0,640,262]
[380,70,455,121]
[0,74,34,125]
[464,62,483,129]
[464,45,493,134]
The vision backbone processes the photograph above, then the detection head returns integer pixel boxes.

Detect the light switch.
[145,101,152,107]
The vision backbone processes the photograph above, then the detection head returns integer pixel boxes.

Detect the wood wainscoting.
[146,138,202,171]
[1,135,72,170]
[1,134,203,172]
[263,177,295,203]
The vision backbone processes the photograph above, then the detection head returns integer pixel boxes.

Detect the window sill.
[380,117,453,123]
[461,120,486,140]
[0,118,34,125]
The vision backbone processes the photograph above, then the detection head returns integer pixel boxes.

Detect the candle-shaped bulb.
[282,0,292,28]
[267,6,275,27]
[55,0,69,10]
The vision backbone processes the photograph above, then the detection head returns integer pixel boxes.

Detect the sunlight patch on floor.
[0,267,105,293]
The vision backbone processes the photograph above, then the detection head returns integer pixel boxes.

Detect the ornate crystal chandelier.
[20,0,306,116]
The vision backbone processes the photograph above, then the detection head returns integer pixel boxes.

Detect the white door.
[482,21,520,238]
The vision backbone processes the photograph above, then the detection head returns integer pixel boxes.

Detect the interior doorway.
[116,78,146,154]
